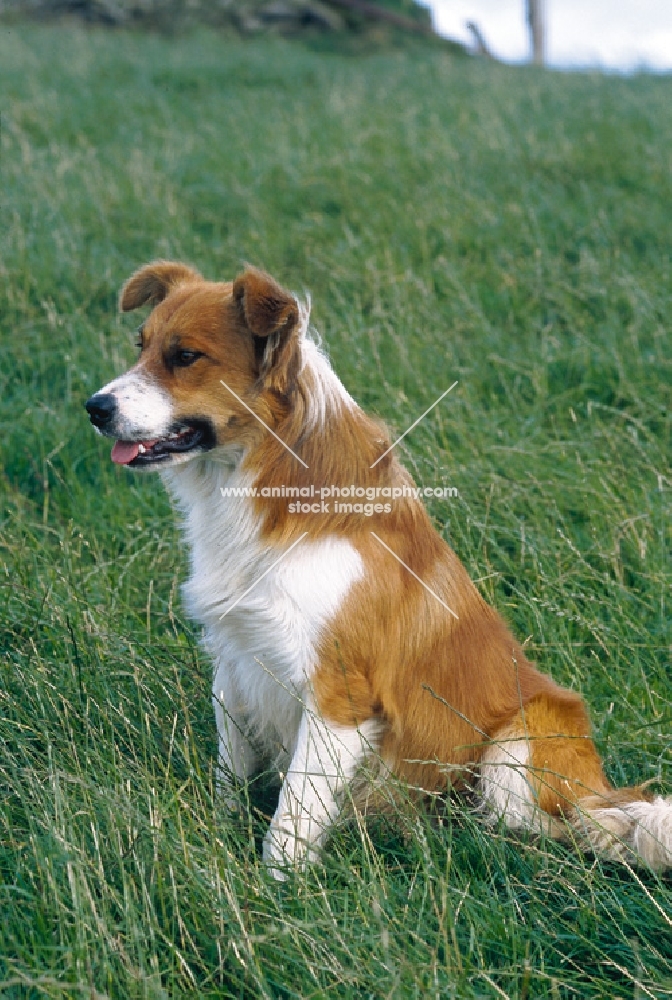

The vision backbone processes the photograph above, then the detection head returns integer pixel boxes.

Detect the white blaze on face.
[97,370,175,442]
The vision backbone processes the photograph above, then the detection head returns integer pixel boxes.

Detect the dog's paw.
[262,816,316,881]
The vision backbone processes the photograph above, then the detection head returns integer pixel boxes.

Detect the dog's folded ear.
[233,268,302,393]
[232,267,299,340]
[119,261,202,312]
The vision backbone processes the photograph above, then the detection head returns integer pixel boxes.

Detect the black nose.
[85,393,117,429]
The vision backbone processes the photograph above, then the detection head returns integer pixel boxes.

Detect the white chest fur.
[163,458,364,758]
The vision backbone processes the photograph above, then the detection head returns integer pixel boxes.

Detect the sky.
[426,0,672,72]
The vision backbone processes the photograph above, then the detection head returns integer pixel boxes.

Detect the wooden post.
[466,21,493,59]
[526,0,545,65]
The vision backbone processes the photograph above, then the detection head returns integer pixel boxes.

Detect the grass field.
[1,21,671,998]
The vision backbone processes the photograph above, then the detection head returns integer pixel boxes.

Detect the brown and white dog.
[86,261,672,877]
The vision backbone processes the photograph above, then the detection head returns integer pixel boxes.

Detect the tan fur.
[113,261,670,869]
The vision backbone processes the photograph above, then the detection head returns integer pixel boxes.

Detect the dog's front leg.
[262,698,376,879]
[212,659,258,808]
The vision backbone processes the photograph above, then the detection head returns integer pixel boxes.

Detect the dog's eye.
[174,349,203,368]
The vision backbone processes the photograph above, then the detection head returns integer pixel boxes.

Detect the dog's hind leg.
[478,691,672,869]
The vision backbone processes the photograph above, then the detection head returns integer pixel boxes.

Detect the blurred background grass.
[1,20,671,999]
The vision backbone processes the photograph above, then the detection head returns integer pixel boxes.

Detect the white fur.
[263,701,379,878]
[157,332,369,875]
[97,368,174,440]
[162,425,367,875]
[480,737,672,870]
[283,294,357,432]
[573,796,672,871]
[299,337,356,431]
[164,458,364,745]
[479,735,539,830]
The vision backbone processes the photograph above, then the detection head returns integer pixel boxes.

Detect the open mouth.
[111,419,216,467]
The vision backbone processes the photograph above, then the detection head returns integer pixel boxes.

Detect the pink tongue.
[111,441,141,465]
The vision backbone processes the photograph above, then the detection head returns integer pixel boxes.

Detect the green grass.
[1,21,671,998]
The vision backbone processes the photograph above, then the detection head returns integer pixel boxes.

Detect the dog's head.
[85,261,305,469]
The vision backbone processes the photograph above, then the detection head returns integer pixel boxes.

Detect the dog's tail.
[563,789,672,870]
[480,692,672,870]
